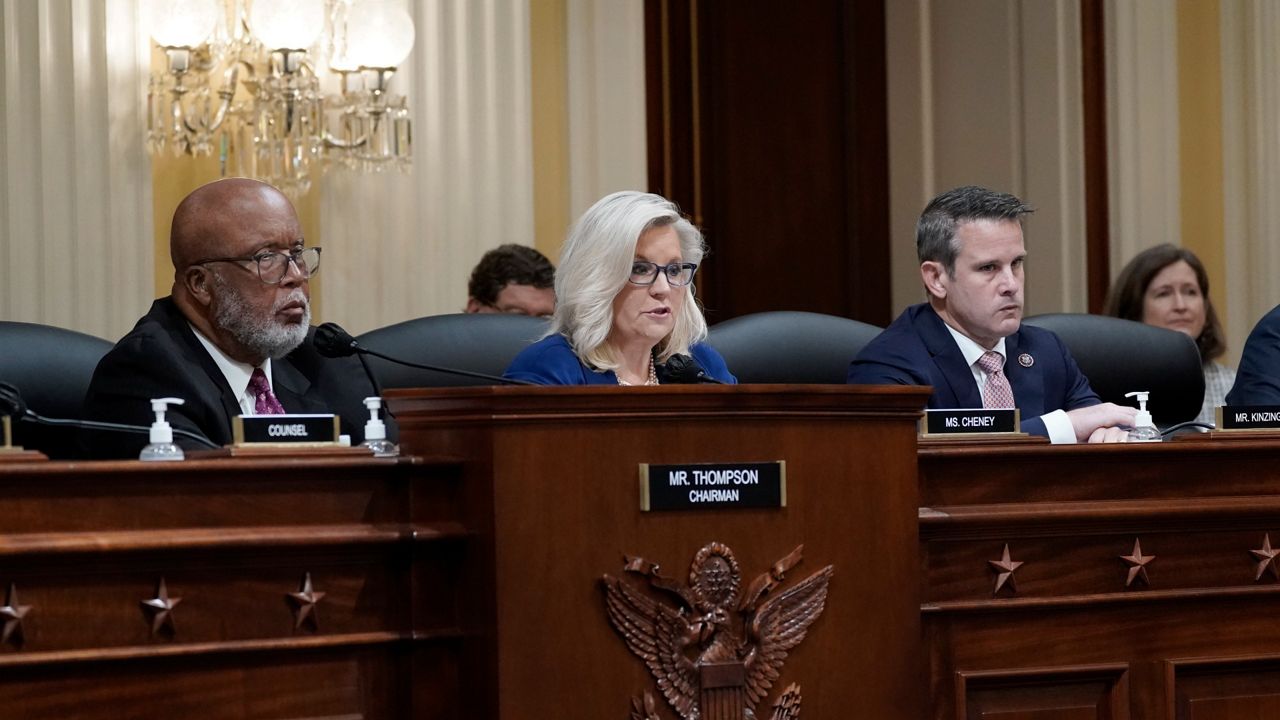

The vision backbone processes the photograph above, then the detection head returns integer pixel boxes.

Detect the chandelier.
[142,0,415,195]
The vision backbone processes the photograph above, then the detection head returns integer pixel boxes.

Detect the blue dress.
[504,334,737,385]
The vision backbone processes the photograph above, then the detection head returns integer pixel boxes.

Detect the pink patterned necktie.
[247,367,286,415]
[976,351,1015,409]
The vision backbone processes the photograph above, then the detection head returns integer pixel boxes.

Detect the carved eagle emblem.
[602,542,833,720]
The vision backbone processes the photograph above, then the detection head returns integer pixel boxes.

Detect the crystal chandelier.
[143,0,415,195]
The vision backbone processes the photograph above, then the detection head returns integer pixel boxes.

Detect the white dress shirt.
[941,323,1076,444]
[190,326,274,415]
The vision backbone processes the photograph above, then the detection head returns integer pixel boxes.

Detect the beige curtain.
[0,0,153,340]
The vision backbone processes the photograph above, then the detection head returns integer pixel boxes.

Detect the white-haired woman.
[504,191,736,385]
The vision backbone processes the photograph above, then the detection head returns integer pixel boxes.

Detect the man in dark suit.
[465,244,556,318]
[82,178,391,458]
[849,185,1135,442]
[1226,305,1280,405]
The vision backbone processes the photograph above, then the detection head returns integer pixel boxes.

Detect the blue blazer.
[505,334,737,385]
[1227,303,1280,405]
[847,303,1099,436]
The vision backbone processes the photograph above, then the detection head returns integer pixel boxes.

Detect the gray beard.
[212,276,311,360]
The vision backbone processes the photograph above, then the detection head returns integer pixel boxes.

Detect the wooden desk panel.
[921,437,1280,720]
[389,384,930,720]
[0,456,461,720]
[0,386,931,719]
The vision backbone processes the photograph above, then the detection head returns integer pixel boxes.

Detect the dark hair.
[467,244,556,307]
[1103,243,1226,362]
[916,186,1035,273]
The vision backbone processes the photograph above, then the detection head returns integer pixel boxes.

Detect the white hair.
[549,191,709,371]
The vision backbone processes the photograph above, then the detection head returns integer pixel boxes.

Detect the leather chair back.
[356,313,549,388]
[1022,313,1204,426]
[0,321,113,458]
[708,311,882,384]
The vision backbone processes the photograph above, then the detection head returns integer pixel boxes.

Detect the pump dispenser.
[359,397,399,457]
[1124,391,1161,443]
[140,397,186,461]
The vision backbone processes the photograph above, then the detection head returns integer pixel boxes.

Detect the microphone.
[312,322,385,402]
[312,322,536,386]
[0,382,220,449]
[313,322,359,358]
[655,354,723,384]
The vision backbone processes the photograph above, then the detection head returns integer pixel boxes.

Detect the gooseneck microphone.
[312,322,536,386]
[655,354,724,384]
[0,382,220,449]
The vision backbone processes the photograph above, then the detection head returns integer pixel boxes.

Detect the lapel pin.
[1018,353,1034,368]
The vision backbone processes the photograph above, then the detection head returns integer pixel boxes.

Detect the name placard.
[921,408,1020,436]
[1216,405,1280,431]
[639,461,786,512]
[232,414,340,446]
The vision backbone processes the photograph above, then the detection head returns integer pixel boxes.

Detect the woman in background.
[504,191,735,385]
[1104,244,1233,425]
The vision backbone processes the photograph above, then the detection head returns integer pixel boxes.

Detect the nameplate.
[1215,405,1280,431]
[921,408,1020,436]
[639,461,786,512]
[232,414,340,446]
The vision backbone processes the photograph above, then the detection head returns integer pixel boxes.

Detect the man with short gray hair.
[849,185,1135,442]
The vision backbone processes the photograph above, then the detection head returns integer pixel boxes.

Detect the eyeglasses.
[194,247,322,284]
[628,261,698,287]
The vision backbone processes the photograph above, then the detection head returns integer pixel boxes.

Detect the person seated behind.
[504,191,735,385]
[1104,244,1234,425]
[465,244,556,318]
[848,185,1135,442]
[82,178,392,458]
[1226,305,1280,407]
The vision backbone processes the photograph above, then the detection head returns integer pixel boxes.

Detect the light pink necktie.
[247,368,286,415]
[976,351,1015,409]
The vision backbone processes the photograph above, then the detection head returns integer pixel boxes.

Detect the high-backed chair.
[0,321,113,458]
[1022,313,1204,426]
[356,313,549,388]
[708,311,882,384]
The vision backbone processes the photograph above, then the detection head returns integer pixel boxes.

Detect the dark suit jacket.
[504,334,737,385]
[1226,303,1280,405]
[82,297,393,458]
[847,303,1100,436]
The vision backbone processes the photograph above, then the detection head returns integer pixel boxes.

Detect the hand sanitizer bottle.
[359,397,399,457]
[140,397,186,461]
[1124,391,1161,443]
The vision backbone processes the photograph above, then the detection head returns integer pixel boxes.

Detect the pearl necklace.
[617,356,659,386]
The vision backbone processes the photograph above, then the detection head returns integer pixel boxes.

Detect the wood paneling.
[959,664,1129,720]
[1172,658,1280,720]
[1081,0,1110,313]
[645,0,890,325]
[389,384,929,719]
[921,437,1280,720]
[0,455,460,719]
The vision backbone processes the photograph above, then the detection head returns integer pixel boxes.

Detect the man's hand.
[1066,403,1139,443]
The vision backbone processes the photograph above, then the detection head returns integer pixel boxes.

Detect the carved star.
[987,544,1024,595]
[286,573,325,630]
[1120,539,1155,587]
[0,583,32,646]
[1252,534,1280,581]
[140,578,182,636]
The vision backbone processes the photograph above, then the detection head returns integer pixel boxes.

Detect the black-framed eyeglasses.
[193,247,322,284]
[628,261,698,287]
